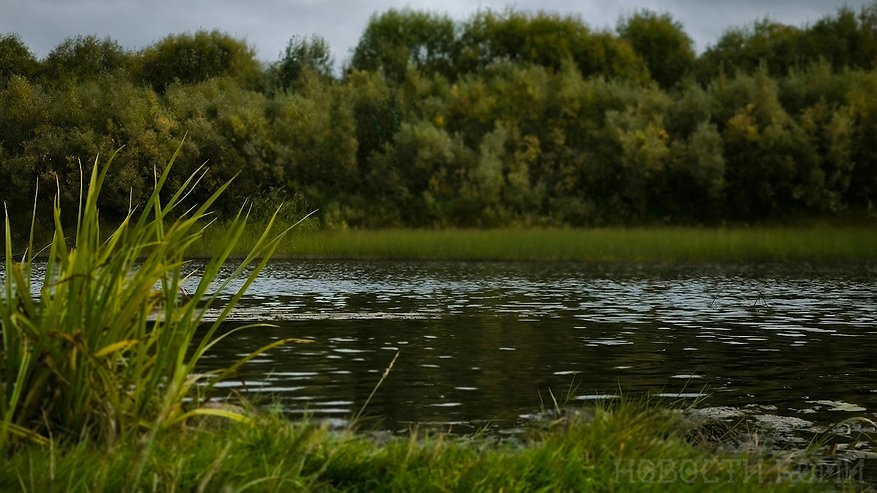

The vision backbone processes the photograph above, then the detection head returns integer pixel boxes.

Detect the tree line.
[1,5,877,228]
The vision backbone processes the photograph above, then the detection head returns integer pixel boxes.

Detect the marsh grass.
[191,226,877,262]
[0,400,851,492]
[0,146,300,450]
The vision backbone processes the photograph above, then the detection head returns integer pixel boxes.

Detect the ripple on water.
[186,260,876,434]
[573,394,620,401]
[585,339,633,346]
[270,371,318,378]
[807,400,867,412]
[653,392,709,399]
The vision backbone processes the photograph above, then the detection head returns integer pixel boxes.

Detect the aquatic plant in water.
[0,145,303,448]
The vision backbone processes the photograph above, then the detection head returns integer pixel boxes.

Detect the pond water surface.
[195,260,877,439]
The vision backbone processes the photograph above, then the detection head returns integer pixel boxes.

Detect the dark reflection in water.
[196,260,877,433]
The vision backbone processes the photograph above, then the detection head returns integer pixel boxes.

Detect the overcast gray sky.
[0,0,867,66]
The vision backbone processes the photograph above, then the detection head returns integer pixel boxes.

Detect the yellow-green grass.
[193,226,877,263]
[0,402,851,492]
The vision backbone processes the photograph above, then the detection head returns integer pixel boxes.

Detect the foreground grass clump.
[194,226,877,262]
[0,402,852,492]
[1,147,295,448]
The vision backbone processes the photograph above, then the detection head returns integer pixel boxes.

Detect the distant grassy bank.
[194,226,877,263]
[0,403,849,492]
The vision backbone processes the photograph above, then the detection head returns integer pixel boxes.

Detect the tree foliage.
[697,5,877,81]
[274,34,333,90]
[350,9,456,82]
[41,35,132,82]
[138,30,263,90]
[618,10,695,89]
[2,5,877,230]
[0,34,38,82]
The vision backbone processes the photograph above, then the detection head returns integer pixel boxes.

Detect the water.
[195,260,877,437]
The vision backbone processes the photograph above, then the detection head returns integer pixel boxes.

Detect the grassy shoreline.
[1,403,855,492]
[194,226,877,263]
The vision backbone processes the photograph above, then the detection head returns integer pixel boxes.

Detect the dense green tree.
[274,34,333,90]
[41,35,132,81]
[456,11,588,72]
[603,88,673,219]
[715,69,833,217]
[0,76,43,217]
[0,74,176,224]
[697,5,877,81]
[843,70,877,211]
[456,11,649,83]
[797,6,877,71]
[0,34,39,82]
[345,70,401,169]
[369,120,474,226]
[573,32,650,83]
[2,6,876,229]
[271,77,357,225]
[164,77,275,204]
[778,60,847,114]
[797,102,855,211]
[459,126,508,224]
[618,10,695,89]
[139,30,263,91]
[667,122,726,219]
[350,9,456,83]
[0,76,46,152]
[697,20,802,80]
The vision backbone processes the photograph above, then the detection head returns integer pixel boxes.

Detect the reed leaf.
[0,143,297,448]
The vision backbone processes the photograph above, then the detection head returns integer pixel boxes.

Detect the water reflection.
[194,260,877,433]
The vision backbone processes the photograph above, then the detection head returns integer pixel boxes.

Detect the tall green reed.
[1,145,304,448]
